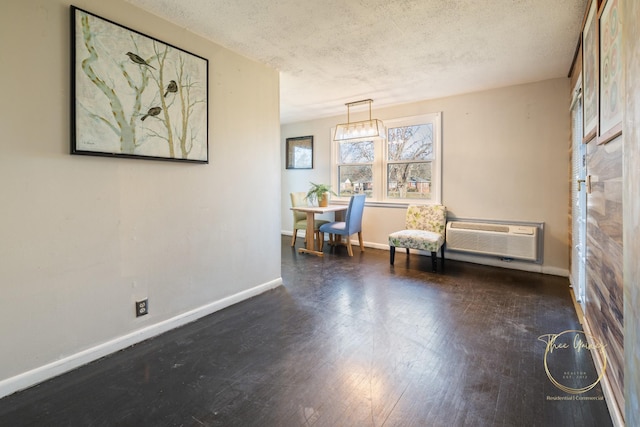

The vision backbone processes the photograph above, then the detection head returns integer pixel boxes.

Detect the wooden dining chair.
[290,192,329,250]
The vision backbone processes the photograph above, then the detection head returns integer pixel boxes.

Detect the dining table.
[290,204,348,256]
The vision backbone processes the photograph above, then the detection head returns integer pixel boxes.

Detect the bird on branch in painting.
[141,106,161,121]
[126,52,156,70]
[164,80,178,97]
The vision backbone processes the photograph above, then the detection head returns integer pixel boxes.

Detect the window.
[332,112,442,204]
[337,140,374,197]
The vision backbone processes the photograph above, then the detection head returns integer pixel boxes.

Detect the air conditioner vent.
[446,221,539,261]
[449,222,509,233]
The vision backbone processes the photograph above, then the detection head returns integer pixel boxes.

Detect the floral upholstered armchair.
[388,205,447,272]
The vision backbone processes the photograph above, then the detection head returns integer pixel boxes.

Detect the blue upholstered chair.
[319,194,366,256]
[290,192,329,250]
[388,205,447,272]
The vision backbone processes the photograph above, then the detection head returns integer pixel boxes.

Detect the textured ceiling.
[126,0,587,124]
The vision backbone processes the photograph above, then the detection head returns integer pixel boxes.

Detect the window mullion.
[375,138,385,201]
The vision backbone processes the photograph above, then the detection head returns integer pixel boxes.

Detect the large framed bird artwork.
[71,6,209,163]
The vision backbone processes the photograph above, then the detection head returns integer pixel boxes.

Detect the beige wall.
[282,78,570,275]
[0,0,281,396]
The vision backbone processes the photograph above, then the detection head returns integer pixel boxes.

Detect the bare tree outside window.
[387,124,433,199]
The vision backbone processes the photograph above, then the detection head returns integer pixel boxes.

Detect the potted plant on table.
[305,182,337,207]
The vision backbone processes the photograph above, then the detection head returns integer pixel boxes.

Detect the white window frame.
[331,112,442,205]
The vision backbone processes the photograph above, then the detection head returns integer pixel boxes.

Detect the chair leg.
[431,251,437,272]
[318,232,324,252]
[406,248,410,255]
[291,230,297,247]
[441,245,445,272]
[358,232,364,252]
[390,246,395,265]
[346,237,354,256]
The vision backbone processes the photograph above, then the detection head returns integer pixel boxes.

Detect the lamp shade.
[333,99,386,141]
[334,119,386,141]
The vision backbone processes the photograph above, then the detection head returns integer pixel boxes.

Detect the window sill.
[331,199,439,209]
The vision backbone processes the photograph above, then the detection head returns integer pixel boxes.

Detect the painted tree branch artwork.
[71,7,208,163]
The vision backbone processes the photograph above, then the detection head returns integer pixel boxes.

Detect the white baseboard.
[366,241,568,277]
[445,252,569,276]
[0,278,283,400]
[366,241,392,251]
[541,265,570,277]
[282,232,569,277]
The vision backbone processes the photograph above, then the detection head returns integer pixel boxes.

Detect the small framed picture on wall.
[286,136,313,169]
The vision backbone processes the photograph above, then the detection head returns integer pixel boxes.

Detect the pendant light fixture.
[333,99,385,141]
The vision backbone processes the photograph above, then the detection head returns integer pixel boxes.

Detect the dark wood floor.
[0,236,612,426]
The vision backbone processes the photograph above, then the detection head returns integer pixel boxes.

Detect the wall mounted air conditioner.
[446,221,539,261]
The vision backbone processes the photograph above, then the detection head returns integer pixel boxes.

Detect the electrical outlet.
[136,299,148,317]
